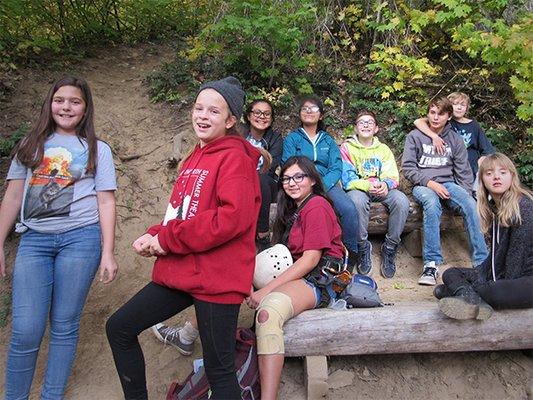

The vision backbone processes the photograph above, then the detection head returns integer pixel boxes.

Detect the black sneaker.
[438,286,493,320]
[380,240,398,278]
[357,240,372,275]
[433,284,451,299]
[152,323,194,355]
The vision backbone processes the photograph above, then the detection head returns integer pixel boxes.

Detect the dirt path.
[0,44,531,399]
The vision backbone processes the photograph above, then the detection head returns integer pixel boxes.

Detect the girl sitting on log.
[245,155,344,399]
[435,152,533,320]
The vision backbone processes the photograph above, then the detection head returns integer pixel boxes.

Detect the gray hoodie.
[401,124,473,192]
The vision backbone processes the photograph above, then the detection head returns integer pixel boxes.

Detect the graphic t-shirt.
[7,133,117,233]
[450,119,495,176]
[246,134,265,171]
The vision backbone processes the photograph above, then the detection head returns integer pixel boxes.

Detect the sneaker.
[151,323,194,356]
[418,262,439,286]
[433,284,451,299]
[380,240,398,279]
[357,240,372,275]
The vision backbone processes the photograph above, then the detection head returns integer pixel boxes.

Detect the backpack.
[166,328,260,400]
[340,274,383,308]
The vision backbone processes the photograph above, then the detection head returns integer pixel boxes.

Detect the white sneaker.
[418,261,439,286]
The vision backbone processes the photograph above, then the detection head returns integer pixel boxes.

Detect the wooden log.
[270,202,463,235]
[283,302,533,357]
[368,202,461,235]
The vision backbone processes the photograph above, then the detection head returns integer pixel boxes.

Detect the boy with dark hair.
[402,97,488,286]
[414,92,495,178]
[341,110,409,278]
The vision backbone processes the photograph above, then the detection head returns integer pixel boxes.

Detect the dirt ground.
[0,44,531,400]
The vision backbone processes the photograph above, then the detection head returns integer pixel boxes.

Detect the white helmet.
[253,244,293,289]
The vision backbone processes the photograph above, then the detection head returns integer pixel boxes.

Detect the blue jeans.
[412,183,488,266]
[327,184,359,253]
[5,224,102,400]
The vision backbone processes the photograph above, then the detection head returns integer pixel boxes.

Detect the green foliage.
[0,123,29,157]
[486,127,533,187]
[186,0,319,91]
[0,0,216,61]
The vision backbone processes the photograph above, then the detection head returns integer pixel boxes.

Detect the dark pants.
[257,172,278,233]
[442,268,533,310]
[106,282,241,400]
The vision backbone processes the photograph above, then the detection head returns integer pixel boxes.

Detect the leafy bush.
[0,0,215,61]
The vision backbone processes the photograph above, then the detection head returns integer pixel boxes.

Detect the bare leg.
[258,280,316,400]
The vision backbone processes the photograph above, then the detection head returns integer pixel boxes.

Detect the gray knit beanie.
[198,76,245,119]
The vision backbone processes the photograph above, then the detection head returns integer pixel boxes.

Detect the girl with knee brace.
[245,155,344,399]
[436,153,533,320]
[1,76,118,399]
[106,77,262,399]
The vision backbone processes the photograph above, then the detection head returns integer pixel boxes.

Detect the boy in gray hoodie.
[402,97,488,286]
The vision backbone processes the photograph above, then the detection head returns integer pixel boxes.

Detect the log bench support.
[283,302,533,399]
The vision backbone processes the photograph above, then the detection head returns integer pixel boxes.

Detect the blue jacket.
[282,127,342,191]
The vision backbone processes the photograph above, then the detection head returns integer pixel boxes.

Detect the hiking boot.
[433,284,452,299]
[357,240,372,275]
[380,240,399,278]
[346,249,359,274]
[439,285,493,320]
[418,262,439,286]
[255,235,271,254]
[152,323,194,356]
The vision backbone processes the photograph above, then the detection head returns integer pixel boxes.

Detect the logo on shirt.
[24,144,87,219]
[418,143,452,168]
[163,168,209,225]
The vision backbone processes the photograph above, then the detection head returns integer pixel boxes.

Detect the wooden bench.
[283,302,533,399]
[271,201,464,257]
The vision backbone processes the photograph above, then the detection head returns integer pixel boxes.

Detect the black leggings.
[106,282,241,400]
[257,173,278,233]
[442,268,533,310]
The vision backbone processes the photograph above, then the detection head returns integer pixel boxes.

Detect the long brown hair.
[272,156,332,244]
[12,76,98,173]
[477,153,533,233]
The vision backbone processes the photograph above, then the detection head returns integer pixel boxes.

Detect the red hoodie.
[146,136,261,304]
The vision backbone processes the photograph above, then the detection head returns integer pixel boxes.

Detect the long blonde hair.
[477,153,533,233]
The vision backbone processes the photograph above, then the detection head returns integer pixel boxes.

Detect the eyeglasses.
[280,173,308,185]
[251,109,272,118]
[300,105,320,114]
[356,119,376,127]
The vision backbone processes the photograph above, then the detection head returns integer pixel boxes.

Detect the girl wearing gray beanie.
[107,77,262,399]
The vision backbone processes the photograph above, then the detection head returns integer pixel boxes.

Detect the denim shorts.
[303,279,321,308]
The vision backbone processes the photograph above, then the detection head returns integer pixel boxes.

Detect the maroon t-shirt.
[287,196,344,260]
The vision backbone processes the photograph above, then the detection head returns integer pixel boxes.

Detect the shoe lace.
[423,267,437,277]
[160,326,181,344]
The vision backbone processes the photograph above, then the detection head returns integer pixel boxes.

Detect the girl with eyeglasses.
[282,95,359,271]
[244,99,283,252]
[245,156,344,399]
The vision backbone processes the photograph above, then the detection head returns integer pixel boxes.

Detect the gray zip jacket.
[401,123,473,192]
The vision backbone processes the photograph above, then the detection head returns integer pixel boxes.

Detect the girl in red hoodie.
[106,77,261,399]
